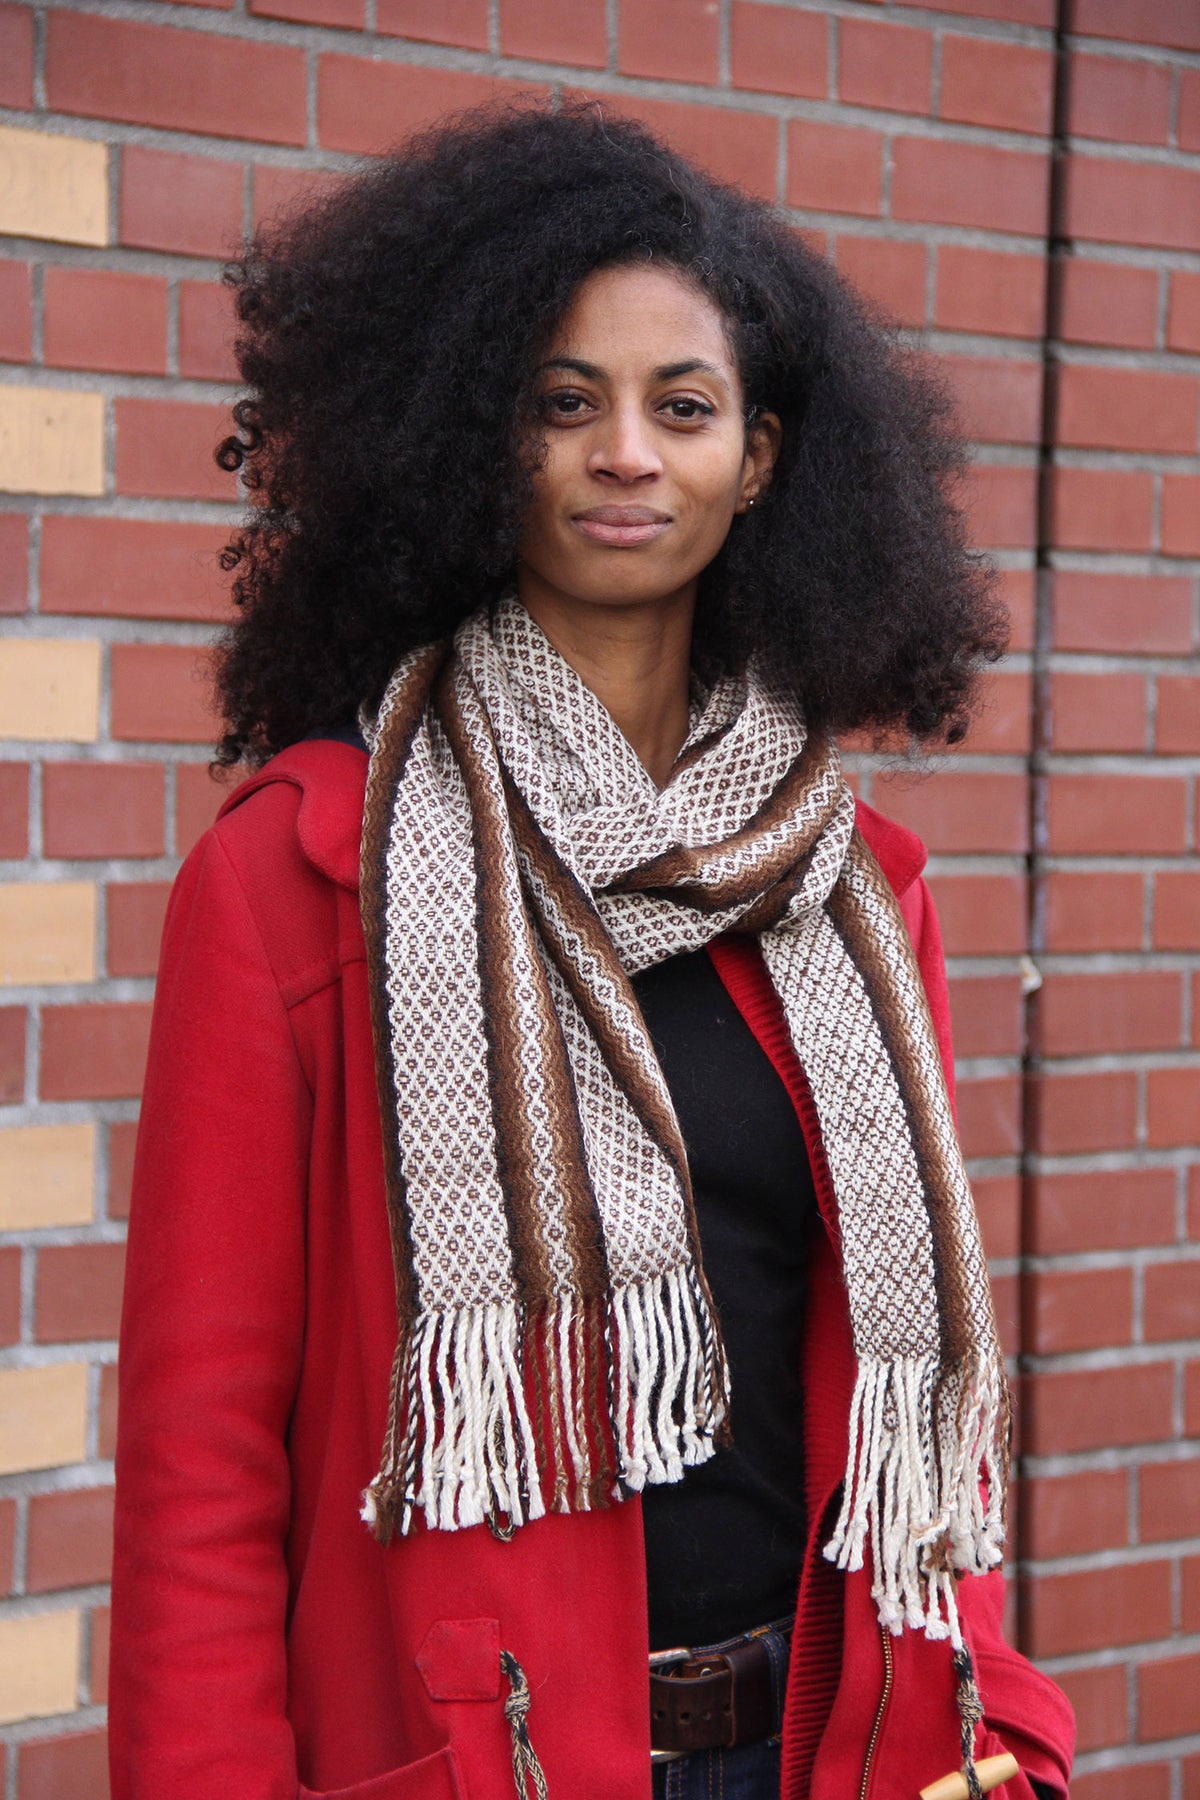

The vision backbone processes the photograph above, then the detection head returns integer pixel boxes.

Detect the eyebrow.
[535,356,728,383]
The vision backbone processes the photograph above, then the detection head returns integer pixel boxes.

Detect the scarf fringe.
[823,1353,1007,1646]
[361,1270,728,1542]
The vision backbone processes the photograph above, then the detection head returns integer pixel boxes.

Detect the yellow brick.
[0,1609,81,1725]
[0,883,95,984]
[0,1363,88,1477]
[0,1123,95,1229]
[0,123,107,246]
[0,640,101,741]
[0,386,105,497]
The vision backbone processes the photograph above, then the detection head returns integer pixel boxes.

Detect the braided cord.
[952,1645,986,1800]
[500,1649,549,1800]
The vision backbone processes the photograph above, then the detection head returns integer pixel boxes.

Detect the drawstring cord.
[952,1645,986,1800]
[501,1649,549,1800]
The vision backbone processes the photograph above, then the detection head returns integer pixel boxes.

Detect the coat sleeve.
[109,824,311,1800]
[899,875,1076,1799]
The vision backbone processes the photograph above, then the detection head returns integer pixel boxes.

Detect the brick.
[0,3,33,108]
[0,761,28,857]
[959,460,1038,549]
[0,1363,88,1475]
[947,974,1023,1059]
[254,167,345,233]
[973,1174,1019,1260]
[0,123,107,247]
[892,138,1047,234]
[178,279,239,383]
[0,1124,94,1230]
[1157,677,1200,755]
[618,0,719,82]
[319,56,545,157]
[107,1120,137,1223]
[1073,0,1200,50]
[0,882,96,985]
[1057,365,1199,455]
[44,268,168,377]
[98,1363,118,1460]
[1059,257,1160,349]
[35,1243,126,1345]
[1161,475,1200,556]
[1182,70,1200,153]
[379,0,488,49]
[1072,53,1172,145]
[0,1609,81,1725]
[568,94,778,204]
[89,1604,109,1707]
[1192,1165,1200,1241]
[1037,970,1183,1056]
[1187,1553,1200,1631]
[0,1244,19,1343]
[787,119,883,219]
[1050,671,1146,753]
[1147,1068,1200,1148]
[1054,1664,1127,1753]
[926,873,1026,958]
[1021,1468,1128,1558]
[43,762,164,861]
[936,353,1041,446]
[0,1495,14,1589]
[1156,871,1200,950]
[26,1487,115,1594]
[41,517,229,623]
[47,12,306,146]
[1029,1069,1138,1155]
[1052,571,1193,655]
[40,1002,153,1102]
[834,237,926,327]
[17,1727,108,1800]
[1029,1265,1134,1354]
[838,19,931,114]
[1169,272,1200,353]
[1029,1167,1175,1255]
[1024,1555,1172,1655]
[955,1073,1021,1159]
[115,398,236,503]
[0,513,27,613]
[872,770,1027,854]
[0,386,104,498]
[112,645,218,745]
[1071,1764,1171,1800]
[1043,870,1145,953]
[1143,1259,1200,1341]
[500,0,606,66]
[1049,468,1154,552]
[108,881,171,980]
[1138,1652,1200,1742]
[934,246,1044,340]
[1064,153,1200,253]
[121,146,244,259]
[940,36,1054,136]
[0,258,32,362]
[176,760,231,854]
[0,633,96,745]
[730,3,826,100]
[990,1269,1018,1358]
[1141,1457,1200,1542]
[251,0,363,23]
[0,1007,23,1105]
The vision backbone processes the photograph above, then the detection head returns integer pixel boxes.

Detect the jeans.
[650,1617,790,1800]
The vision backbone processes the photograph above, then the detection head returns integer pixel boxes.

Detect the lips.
[571,505,672,548]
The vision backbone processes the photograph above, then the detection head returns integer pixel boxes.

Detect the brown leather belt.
[649,1621,791,1760]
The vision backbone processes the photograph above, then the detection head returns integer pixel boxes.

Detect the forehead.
[546,264,736,372]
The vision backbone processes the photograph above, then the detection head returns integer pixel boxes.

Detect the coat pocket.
[299,1741,467,1800]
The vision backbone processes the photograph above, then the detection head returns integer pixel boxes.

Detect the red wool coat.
[110,741,1074,1800]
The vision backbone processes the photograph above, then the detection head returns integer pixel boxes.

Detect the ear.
[735,411,782,513]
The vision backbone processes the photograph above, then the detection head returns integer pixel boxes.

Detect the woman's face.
[516,264,779,621]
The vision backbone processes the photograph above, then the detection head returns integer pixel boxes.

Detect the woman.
[109,105,1074,1800]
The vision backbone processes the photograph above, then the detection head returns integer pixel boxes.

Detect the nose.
[587,403,663,484]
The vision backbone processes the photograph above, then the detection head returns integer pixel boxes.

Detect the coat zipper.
[858,1626,894,1800]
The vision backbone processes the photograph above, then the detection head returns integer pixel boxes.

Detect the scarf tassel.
[362,1269,729,1541]
[823,1352,1007,1647]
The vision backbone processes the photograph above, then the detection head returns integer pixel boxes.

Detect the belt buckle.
[649,1646,692,1764]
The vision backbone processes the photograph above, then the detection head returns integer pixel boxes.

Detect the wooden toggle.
[919,1751,1019,1800]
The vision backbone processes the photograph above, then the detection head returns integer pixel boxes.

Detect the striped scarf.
[359,595,1007,1642]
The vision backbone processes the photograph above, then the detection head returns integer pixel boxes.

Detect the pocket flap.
[417,1617,502,1702]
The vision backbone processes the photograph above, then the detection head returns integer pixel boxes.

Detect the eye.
[536,388,595,422]
[658,395,716,423]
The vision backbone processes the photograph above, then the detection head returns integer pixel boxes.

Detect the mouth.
[571,506,672,548]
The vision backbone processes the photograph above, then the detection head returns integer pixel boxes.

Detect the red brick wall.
[1,1,1197,1793]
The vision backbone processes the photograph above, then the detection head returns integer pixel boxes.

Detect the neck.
[515,577,696,788]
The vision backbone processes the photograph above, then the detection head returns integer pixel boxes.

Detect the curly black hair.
[214,102,1005,768]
